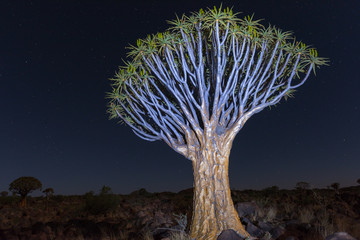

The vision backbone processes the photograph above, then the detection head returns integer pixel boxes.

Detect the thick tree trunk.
[189,145,250,240]
[20,196,27,208]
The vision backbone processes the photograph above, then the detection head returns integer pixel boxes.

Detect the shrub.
[1,191,8,197]
[0,196,19,205]
[52,194,66,203]
[84,192,120,215]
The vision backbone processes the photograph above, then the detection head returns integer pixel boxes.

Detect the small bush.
[1,191,8,197]
[52,195,67,203]
[84,193,120,215]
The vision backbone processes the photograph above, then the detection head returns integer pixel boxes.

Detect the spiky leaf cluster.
[107,6,328,154]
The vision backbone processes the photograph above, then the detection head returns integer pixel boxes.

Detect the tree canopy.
[107,6,328,158]
[9,176,42,197]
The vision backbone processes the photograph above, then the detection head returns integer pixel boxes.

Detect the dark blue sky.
[0,0,359,195]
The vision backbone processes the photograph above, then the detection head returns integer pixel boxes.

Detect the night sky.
[1,0,359,196]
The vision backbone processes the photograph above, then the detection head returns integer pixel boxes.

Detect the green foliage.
[9,176,42,197]
[107,5,328,126]
[100,185,112,195]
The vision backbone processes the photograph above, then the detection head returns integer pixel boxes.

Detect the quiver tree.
[9,176,42,208]
[107,6,327,239]
[43,187,54,198]
[43,187,54,211]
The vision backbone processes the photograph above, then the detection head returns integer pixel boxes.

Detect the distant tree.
[43,187,54,198]
[0,191,8,197]
[43,188,54,211]
[9,176,42,208]
[107,6,327,239]
[330,182,340,194]
[269,185,279,192]
[357,179,360,185]
[100,185,112,195]
[85,190,95,197]
[296,181,311,191]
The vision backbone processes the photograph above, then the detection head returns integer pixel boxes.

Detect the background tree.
[357,179,360,185]
[43,187,54,211]
[296,181,311,191]
[43,187,54,198]
[9,176,42,208]
[330,182,340,194]
[100,185,112,195]
[107,6,327,239]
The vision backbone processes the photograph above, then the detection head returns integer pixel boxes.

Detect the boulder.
[152,229,171,240]
[236,202,259,218]
[246,222,264,238]
[325,232,357,240]
[285,237,298,240]
[217,229,244,240]
[269,225,286,239]
[258,221,273,232]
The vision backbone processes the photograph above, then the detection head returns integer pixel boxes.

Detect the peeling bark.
[189,137,250,240]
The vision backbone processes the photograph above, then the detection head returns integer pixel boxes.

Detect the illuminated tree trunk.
[20,196,27,208]
[189,140,250,240]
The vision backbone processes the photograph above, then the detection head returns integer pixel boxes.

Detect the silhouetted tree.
[296,181,311,191]
[100,185,112,195]
[43,188,54,211]
[330,182,340,194]
[107,6,327,239]
[9,176,42,208]
[357,179,360,185]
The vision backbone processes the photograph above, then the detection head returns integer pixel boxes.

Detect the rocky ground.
[0,186,359,240]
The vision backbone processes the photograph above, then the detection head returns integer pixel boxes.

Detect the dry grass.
[142,229,154,240]
[264,206,277,222]
[169,231,192,240]
[299,208,315,224]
